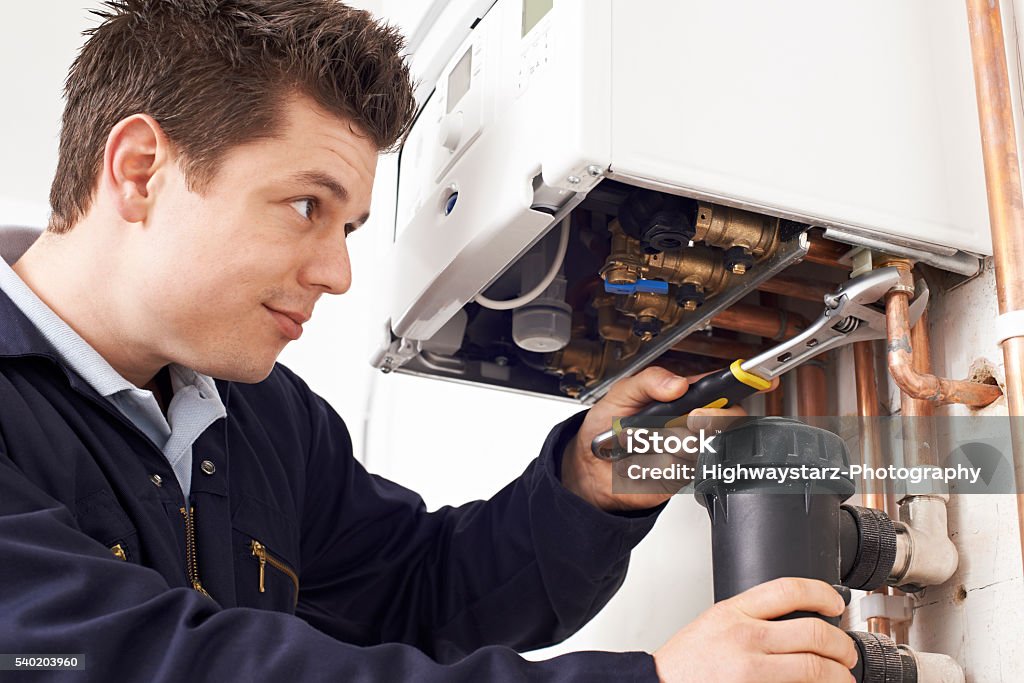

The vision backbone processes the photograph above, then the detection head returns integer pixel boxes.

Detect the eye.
[290,198,317,221]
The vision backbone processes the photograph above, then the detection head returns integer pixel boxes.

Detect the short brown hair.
[49,0,416,233]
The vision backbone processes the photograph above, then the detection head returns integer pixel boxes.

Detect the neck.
[11,224,164,388]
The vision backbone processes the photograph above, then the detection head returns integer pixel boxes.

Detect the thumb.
[602,366,689,412]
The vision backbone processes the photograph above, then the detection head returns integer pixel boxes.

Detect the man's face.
[128,95,378,382]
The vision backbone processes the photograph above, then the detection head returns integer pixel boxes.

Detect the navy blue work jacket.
[0,289,662,681]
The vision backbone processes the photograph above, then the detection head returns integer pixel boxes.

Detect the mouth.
[264,305,308,341]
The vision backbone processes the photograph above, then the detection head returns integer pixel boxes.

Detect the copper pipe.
[898,309,937,468]
[887,288,930,643]
[853,339,892,638]
[764,385,785,416]
[866,616,893,640]
[966,0,1024,581]
[796,361,828,417]
[711,303,807,340]
[888,595,909,645]
[886,291,1002,407]
[805,236,852,269]
[759,292,787,417]
[854,342,881,426]
[757,275,834,303]
[671,335,767,360]
[901,310,935,419]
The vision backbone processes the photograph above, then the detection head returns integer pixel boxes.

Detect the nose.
[302,230,353,295]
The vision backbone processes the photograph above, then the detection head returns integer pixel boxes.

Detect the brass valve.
[693,203,781,274]
[599,221,738,338]
[645,245,732,308]
[599,221,646,286]
[547,339,614,397]
[594,293,630,342]
[616,291,680,340]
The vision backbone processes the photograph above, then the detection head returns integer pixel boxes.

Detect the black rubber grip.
[841,505,898,591]
[618,365,763,431]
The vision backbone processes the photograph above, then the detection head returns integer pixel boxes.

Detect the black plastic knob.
[840,505,898,591]
[849,631,915,683]
[618,188,696,252]
[632,316,663,339]
[675,283,706,309]
[724,245,755,273]
[558,373,585,397]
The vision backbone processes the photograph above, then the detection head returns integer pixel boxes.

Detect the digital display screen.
[447,48,472,114]
[522,0,553,37]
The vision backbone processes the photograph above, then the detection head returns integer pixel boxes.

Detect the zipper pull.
[110,543,127,561]
[251,540,267,593]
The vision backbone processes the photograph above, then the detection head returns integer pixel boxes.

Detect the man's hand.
[654,578,858,683]
[561,366,774,512]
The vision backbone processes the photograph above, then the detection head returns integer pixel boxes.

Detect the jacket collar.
[0,285,64,360]
[0,285,116,403]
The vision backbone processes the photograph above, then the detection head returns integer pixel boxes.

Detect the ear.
[101,114,170,224]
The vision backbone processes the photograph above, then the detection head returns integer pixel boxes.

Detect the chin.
[196,353,279,384]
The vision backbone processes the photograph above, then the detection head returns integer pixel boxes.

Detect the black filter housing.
[694,417,856,618]
[617,188,697,252]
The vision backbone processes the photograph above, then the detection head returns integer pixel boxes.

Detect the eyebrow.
[289,170,371,228]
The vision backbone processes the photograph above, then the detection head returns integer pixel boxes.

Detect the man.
[0,1,857,680]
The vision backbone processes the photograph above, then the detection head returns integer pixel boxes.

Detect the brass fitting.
[875,255,916,297]
[645,244,733,301]
[546,340,605,396]
[617,332,645,361]
[594,293,631,342]
[599,217,741,341]
[547,338,631,397]
[694,203,781,273]
[617,290,681,340]
[599,220,645,285]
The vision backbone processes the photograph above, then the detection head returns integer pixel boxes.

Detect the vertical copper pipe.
[966,0,1024,579]
[889,589,910,645]
[853,340,892,637]
[796,361,828,417]
[854,341,887,509]
[900,310,937,471]
[764,384,785,416]
[892,313,932,645]
[760,292,787,417]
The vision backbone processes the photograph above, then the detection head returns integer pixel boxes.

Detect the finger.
[763,653,856,683]
[760,376,782,394]
[685,405,747,432]
[726,577,846,621]
[758,618,858,670]
[603,366,689,411]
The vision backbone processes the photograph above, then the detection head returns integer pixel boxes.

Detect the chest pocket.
[75,489,140,564]
[231,495,300,614]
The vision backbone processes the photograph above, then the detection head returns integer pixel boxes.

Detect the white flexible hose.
[473,216,571,311]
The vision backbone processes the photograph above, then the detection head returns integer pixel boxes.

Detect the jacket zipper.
[179,506,210,597]
[251,539,299,606]
[110,543,127,561]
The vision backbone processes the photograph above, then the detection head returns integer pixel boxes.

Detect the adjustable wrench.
[591,266,929,460]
